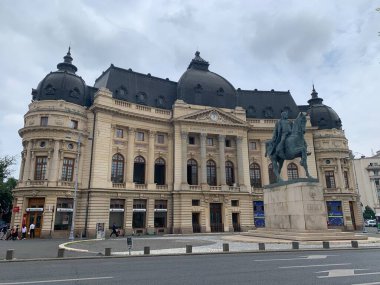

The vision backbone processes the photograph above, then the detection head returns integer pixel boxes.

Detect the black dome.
[307,86,342,130]
[32,48,87,106]
[177,51,237,108]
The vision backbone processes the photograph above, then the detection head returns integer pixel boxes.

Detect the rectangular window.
[136,131,145,141]
[54,198,73,230]
[344,171,349,189]
[157,134,165,144]
[188,136,195,145]
[231,200,239,207]
[109,199,125,229]
[192,199,200,206]
[154,200,167,228]
[40,116,48,126]
[207,138,214,146]
[249,141,257,150]
[325,171,336,189]
[61,158,75,181]
[132,199,146,228]
[70,120,78,129]
[225,139,231,147]
[116,128,123,138]
[35,156,47,180]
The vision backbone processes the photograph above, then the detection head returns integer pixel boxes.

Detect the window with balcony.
[111,153,124,183]
[187,159,198,185]
[133,156,146,184]
[250,163,262,188]
[207,160,217,186]
[225,161,235,186]
[154,158,166,185]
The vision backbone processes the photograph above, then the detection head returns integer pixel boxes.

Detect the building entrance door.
[26,198,45,238]
[210,203,223,232]
[192,213,200,233]
[232,213,240,232]
[349,201,357,230]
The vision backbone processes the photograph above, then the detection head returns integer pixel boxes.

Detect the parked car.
[365,219,377,227]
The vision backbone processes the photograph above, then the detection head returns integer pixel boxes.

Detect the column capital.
[236,136,243,143]
[181,131,188,140]
[200,132,207,139]
[128,128,135,135]
[149,130,156,138]
[218,134,225,142]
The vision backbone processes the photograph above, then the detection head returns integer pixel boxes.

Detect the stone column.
[124,197,133,235]
[200,133,207,185]
[181,131,188,185]
[260,141,269,186]
[126,128,135,185]
[236,136,245,186]
[167,133,174,187]
[23,140,32,181]
[337,158,344,190]
[147,198,155,234]
[49,140,60,182]
[218,135,226,185]
[147,131,156,188]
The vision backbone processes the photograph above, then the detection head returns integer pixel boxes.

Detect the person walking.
[21,225,27,240]
[110,223,118,238]
[29,222,35,238]
[12,225,19,240]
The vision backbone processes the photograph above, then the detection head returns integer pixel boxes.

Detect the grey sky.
[1,0,379,176]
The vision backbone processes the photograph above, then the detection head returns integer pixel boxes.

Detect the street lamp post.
[69,134,81,241]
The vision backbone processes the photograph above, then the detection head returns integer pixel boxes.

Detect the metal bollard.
[292,242,299,250]
[105,248,111,256]
[323,241,330,249]
[351,240,359,248]
[6,249,14,261]
[144,246,150,255]
[57,248,65,258]
[258,243,265,251]
[223,243,229,252]
[186,245,192,253]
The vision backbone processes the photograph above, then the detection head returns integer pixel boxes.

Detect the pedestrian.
[110,223,118,238]
[21,225,27,240]
[0,224,7,240]
[29,222,35,238]
[12,225,19,240]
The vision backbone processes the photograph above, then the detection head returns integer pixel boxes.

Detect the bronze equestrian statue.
[265,111,313,183]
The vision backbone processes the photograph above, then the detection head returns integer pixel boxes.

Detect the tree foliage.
[0,156,17,222]
[363,205,376,220]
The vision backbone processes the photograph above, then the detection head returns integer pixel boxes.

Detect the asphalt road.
[1,249,380,285]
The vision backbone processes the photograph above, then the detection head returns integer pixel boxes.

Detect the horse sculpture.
[265,112,313,183]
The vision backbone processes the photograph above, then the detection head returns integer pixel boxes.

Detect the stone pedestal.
[264,181,328,231]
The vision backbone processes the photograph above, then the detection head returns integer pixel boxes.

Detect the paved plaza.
[1,228,380,261]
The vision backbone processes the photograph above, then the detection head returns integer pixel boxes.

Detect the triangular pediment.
[176,108,248,127]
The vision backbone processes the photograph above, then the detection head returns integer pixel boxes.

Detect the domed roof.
[177,51,237,108]
[32,48,87,106]
[307,86,342,130]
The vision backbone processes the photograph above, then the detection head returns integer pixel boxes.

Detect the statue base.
[264,181,327,230]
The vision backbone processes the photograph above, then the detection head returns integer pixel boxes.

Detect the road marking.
[255,255,334,261]
[0,276,113,284]
[317,269,380,278]
[279,263,350,269]
[352,282,380,285]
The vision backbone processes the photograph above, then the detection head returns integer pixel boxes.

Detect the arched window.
[250,163,262,188]
[287,163,299,180]
[133,156,146,184]
[154,158,166,185]
[187,159,198,185]
[111,154,124,183]
[225,161,235,186]
[207,160,217,186]
[268,163,276,184]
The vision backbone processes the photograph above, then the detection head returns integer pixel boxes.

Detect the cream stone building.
[11,49,363,238]
[353,151,380,211]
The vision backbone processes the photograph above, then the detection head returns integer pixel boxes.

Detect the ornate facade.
[11,49,363,238]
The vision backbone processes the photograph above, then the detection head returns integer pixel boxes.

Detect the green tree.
[363,205,376,220]
[0,156,17,222]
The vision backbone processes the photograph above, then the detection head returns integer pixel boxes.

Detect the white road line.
[254,255,334,262]
[352,282,380,285]
[279,263,351,269]
[0,277,113,285]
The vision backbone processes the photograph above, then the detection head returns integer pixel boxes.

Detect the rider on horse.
[271,111,293,158]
